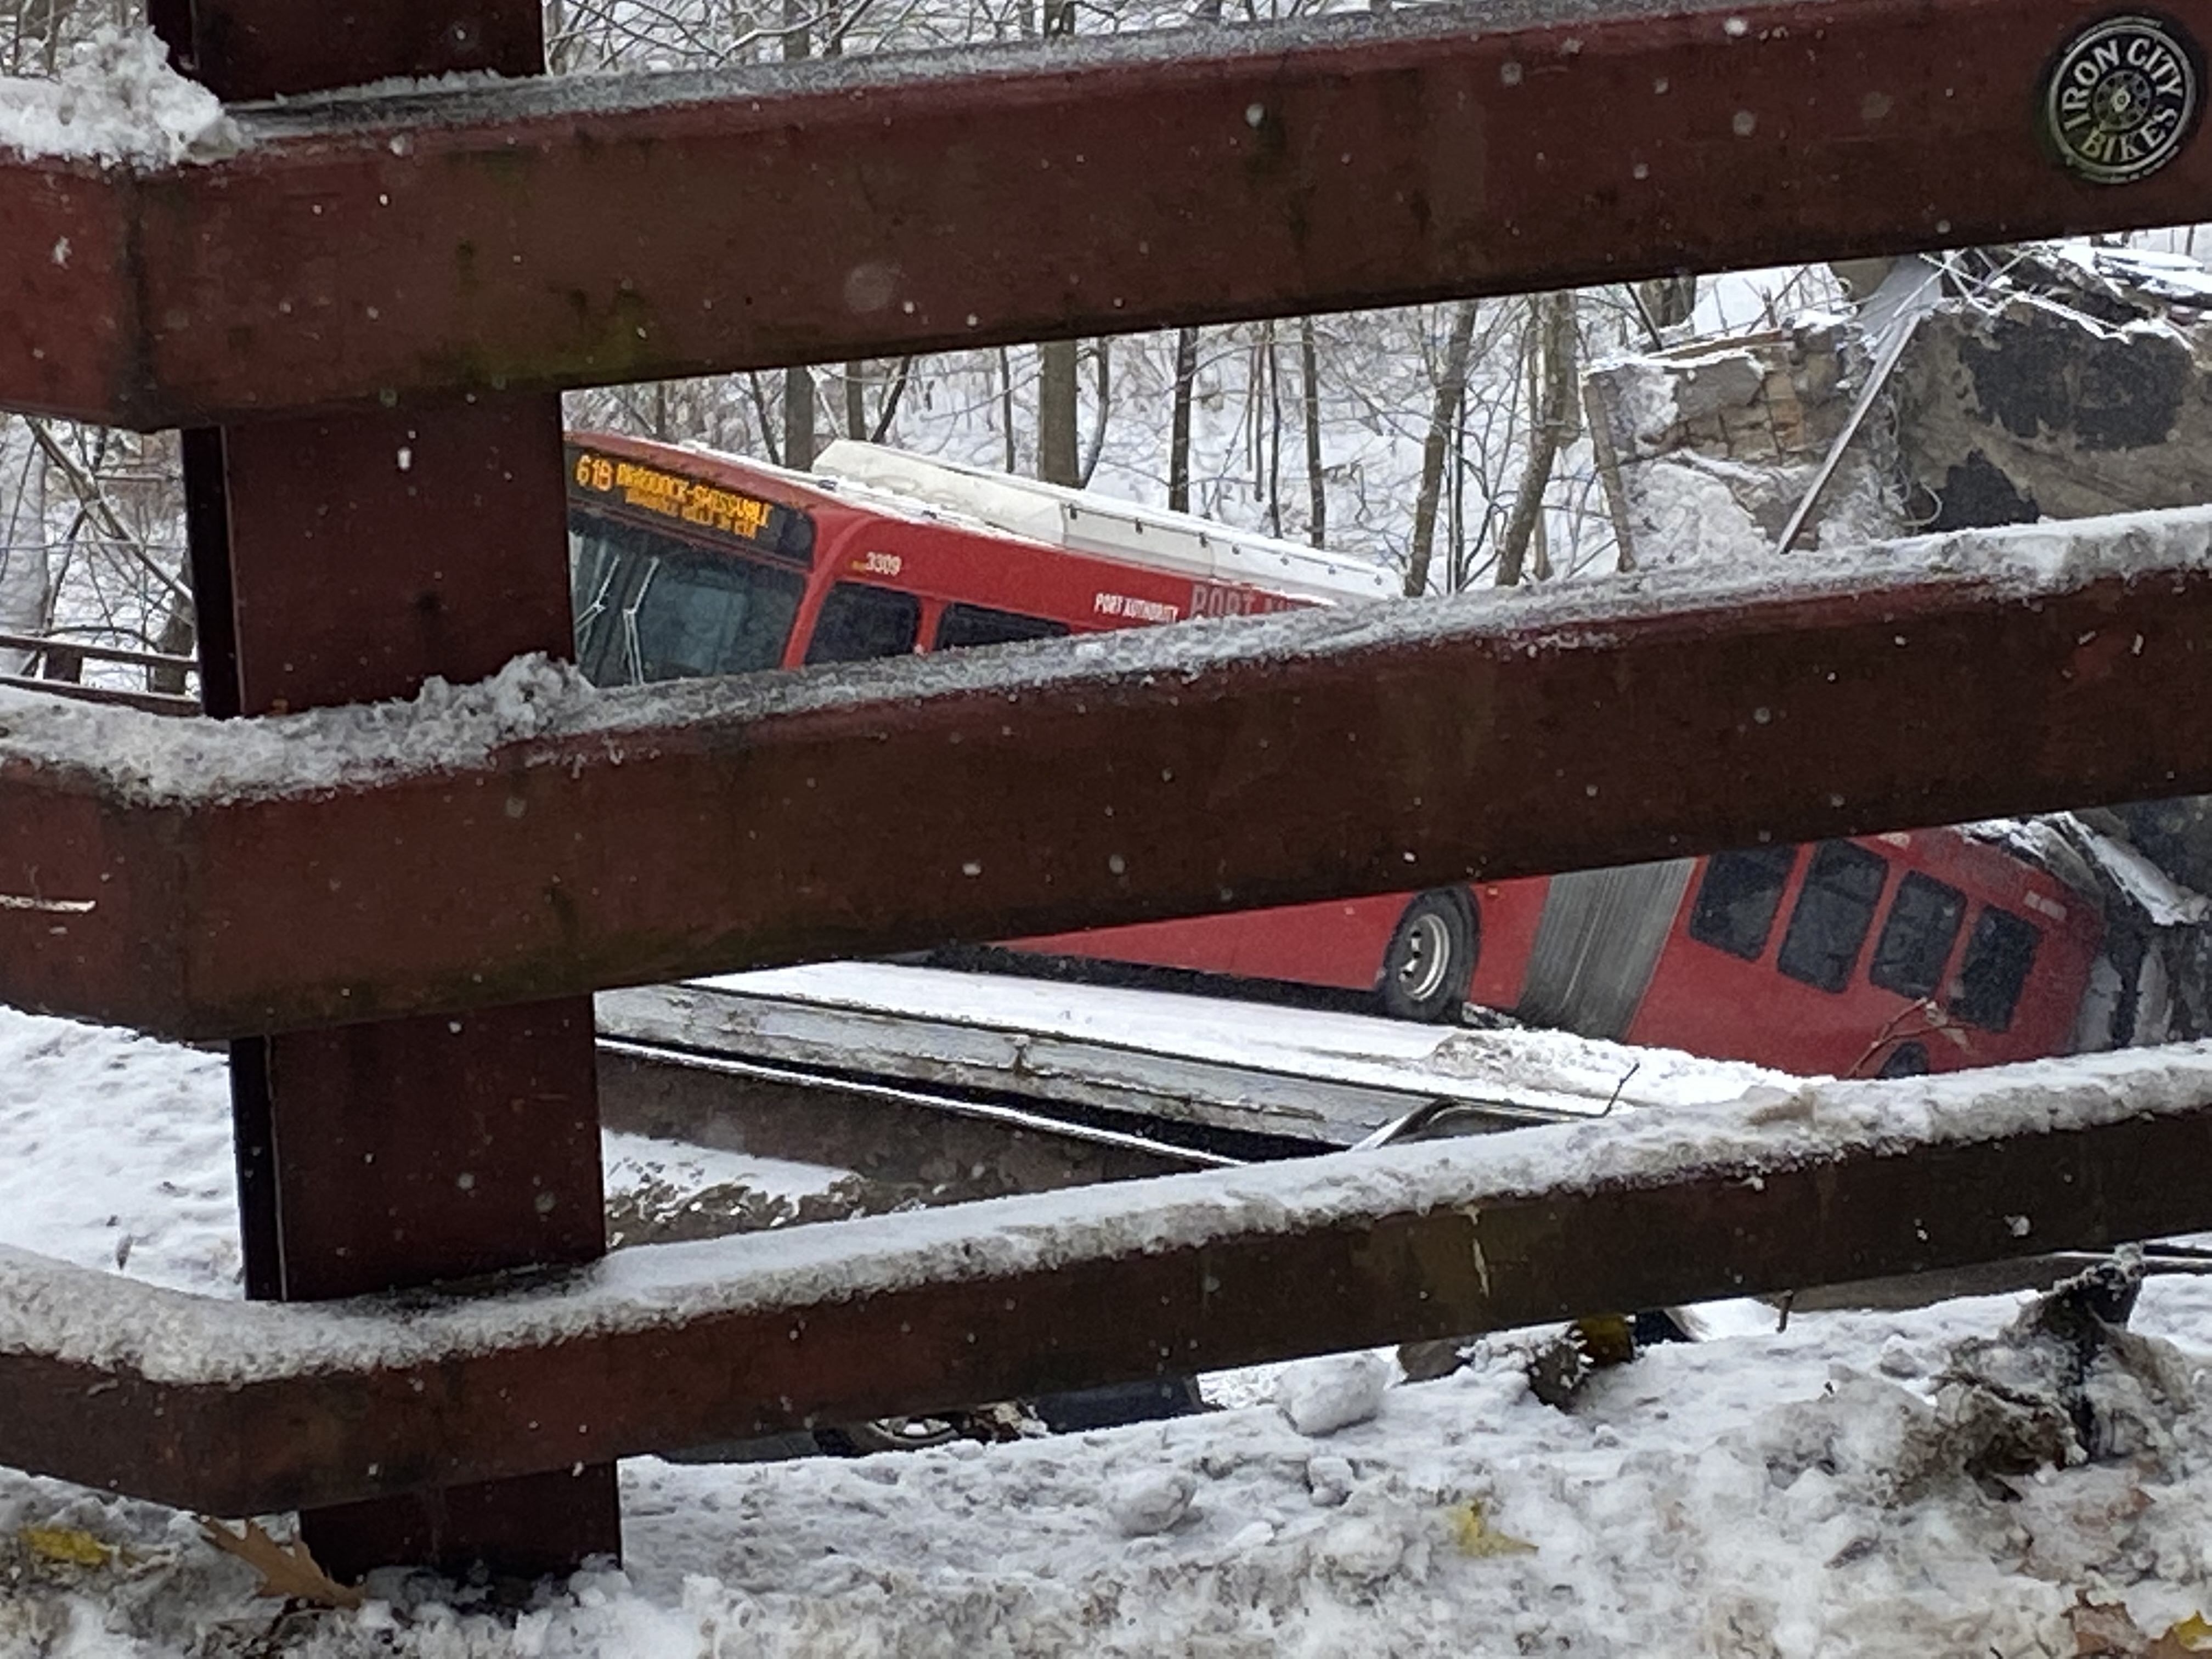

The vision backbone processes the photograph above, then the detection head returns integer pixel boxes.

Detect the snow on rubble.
[6,1002,2212,1654]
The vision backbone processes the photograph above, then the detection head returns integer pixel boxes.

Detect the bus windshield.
[570,510,805,686]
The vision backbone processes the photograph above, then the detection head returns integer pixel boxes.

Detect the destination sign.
[567,445,812,562]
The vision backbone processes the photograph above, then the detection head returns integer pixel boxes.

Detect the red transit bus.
[1019,830,2103,1077]
[566,431,1394,681]
[566,431,2105,1079]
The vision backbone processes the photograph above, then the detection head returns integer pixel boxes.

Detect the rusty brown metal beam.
[152,0,623,1577]
[150,0,545,100]
[2,0,2205,427]
[2,520,2210,1040]
[188,408,620,1579]
[3,1050,2209,1516]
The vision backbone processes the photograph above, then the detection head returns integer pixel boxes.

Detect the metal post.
[156,7,619,1581]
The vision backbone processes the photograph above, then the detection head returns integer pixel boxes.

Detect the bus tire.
[1380,889,1477,1023]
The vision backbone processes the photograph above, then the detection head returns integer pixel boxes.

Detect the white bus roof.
[813,440,1398,606]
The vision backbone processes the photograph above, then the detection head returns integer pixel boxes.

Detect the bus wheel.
[1381,890,1477,1023]
[816,1415,965,1456]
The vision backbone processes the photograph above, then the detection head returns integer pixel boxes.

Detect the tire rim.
[856,1416,961,1451]
[1395,912,1455,1005]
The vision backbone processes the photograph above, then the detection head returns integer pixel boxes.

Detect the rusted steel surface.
[213,404,579,713]
[190,397,620,1574]
[4,1052,2211,1516]
[150,0,544,100]
[5,531,2212,1039]
[0,160,137,423]
[160,0,625,1520]
[256,1003,607,1300]
[202,400,601,1298]
[3,0,2207,427]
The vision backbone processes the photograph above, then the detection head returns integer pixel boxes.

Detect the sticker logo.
[2044,14,2200,184]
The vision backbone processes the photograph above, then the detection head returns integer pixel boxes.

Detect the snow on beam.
[1,0,2207,427]
[5,1043,2212,1515]
[3,515,2211,1040]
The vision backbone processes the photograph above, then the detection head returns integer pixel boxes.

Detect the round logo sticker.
[2045,14,2201,183]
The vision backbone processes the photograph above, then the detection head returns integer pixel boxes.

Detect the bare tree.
[1402,301,1480,596]
[1496,291,1579,588]
[1635,272,1699,336]
[1299,318,1326,547]
[844,369,866,443]
[1077,342,1111,487]
[1261,320,1284,537]
[997,347,1019,472]
[1167,328,1200,512]
[1037,342,1080,484]
[0,418,49,672]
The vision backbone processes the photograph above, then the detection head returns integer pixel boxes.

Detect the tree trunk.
[745,372,782,465]
[1403,301,1480,597]
[151,597,198,696]
[1167,328,1199,513]
[1636,272,1699,331]
[1077,341,1111,487]
[870,357,916,443]
[1263,321,1283,538]
[1300,318,1326,547]
[1496,291,1579,588]
[543,0,571,72]
[0,419,48,675]
[782,368,816,471]
[1037,341,1080,485]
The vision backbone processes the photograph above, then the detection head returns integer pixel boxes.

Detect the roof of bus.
[568,430,1397,607]
[812,441,1400,605]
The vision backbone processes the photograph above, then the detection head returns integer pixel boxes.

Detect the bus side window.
[1686,846,1797,961]
[1775,841,1888,993]
[1868,872,1966,1001]
[934,603,1071,651]
[1950,906,2041,1032]
[805,582,922,665]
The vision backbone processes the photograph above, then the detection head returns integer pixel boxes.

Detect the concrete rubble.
[1583,240,2212,1051]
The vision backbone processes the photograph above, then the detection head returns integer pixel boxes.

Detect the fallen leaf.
[19,1525,112,1568]
[1447,1500,1536,1559]
[2152,1612,2212,1656]
[2070,1592,2144,1655]
[197,1518,363,1610]
[1571,1314,1638,1369]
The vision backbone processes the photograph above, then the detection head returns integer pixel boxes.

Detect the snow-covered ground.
[6,996,2212,1656]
